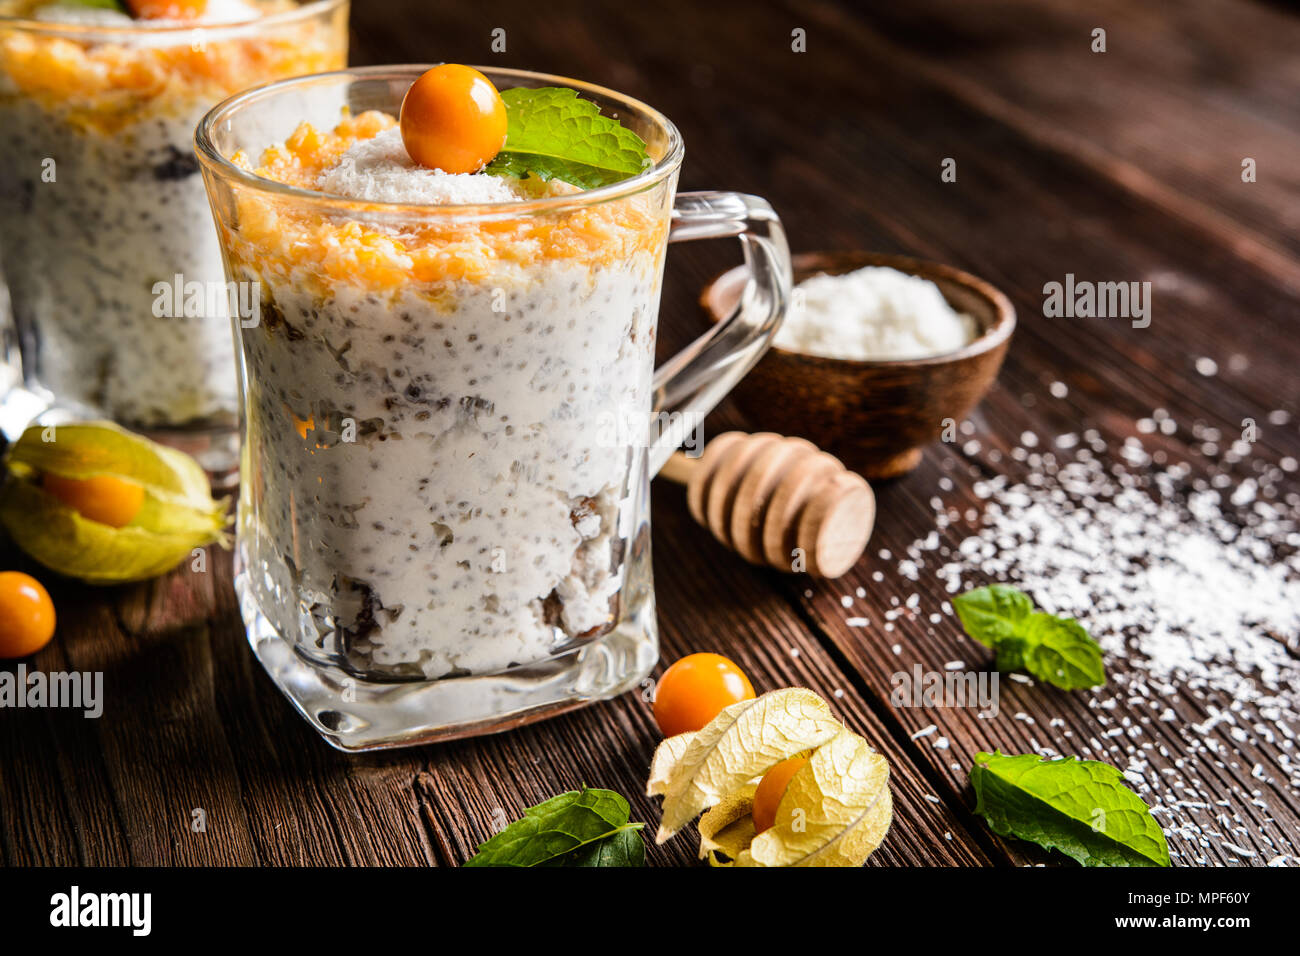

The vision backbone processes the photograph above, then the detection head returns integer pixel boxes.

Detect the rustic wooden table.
[3,0,1298,867]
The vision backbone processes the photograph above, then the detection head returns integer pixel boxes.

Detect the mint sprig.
[485,87,651,190]
[953,584,1105,690]
[463,788,646,867]
[971,750,1171,866]
[58,0,129,10]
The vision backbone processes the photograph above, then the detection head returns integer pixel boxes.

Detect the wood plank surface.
[2,0,1298,868]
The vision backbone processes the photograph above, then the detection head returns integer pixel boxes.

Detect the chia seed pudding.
[0,0,347,434]
[217,110,673,678]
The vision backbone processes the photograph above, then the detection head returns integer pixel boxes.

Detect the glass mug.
[197,66,791,750]
[0,0,349,466]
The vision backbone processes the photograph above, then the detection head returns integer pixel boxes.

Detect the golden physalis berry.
[0,572,56,659]
[751,755,809,833]
[126,0,209,19]
[654,652,755,738]
[400,64,508,175]
[42,473,145,529]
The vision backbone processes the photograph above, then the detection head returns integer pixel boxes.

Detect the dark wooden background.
[3,0,1298,867]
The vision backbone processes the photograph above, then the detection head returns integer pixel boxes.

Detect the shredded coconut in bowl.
[317,126,523,205]
[775,265,978,361]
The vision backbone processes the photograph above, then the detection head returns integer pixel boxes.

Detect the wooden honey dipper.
[658,431,875,578]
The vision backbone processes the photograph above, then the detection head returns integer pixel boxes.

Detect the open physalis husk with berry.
[0,422,228,584]
[647,688,893,866]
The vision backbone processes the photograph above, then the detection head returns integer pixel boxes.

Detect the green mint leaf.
[993,637,1030,673]
[484,87,651,190]
[953,584,1105,690]
[1022,612,1106,690]
[971,751,1170,867]
[463,787,639,867]
[952,584,1033,648]
[57,0,129,11]
[539,824,646,867]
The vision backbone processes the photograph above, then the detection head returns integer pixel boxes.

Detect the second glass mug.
[197,66,791,750]
[0,0,349,467]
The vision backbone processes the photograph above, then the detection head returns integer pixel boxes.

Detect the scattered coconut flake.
[908,428,1300,863]
[1220,841,1257,859]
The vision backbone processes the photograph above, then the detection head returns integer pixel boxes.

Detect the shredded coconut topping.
[34,0,261,26]
[317,127,520,205]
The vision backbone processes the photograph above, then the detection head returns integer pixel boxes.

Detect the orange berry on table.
[126,0,209,19]
[751,755,809,834]
[42,472,145,529]
[653,652,755,738]
[400,64,508,175]
[0,572,56,659]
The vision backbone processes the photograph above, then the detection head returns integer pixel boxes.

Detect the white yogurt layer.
[239,256,660,678]
[776,265,977,361]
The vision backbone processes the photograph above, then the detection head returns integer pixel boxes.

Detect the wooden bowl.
[701,251,1015,479]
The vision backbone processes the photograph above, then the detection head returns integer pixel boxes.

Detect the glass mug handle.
[648,191,792,475]
[0,287,47,444]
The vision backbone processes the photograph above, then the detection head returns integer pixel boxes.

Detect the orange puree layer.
[0,1,343,130]
[222,110,669,292]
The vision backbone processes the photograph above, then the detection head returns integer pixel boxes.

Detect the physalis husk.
[647,688,893,866]
[0,422,229,584]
